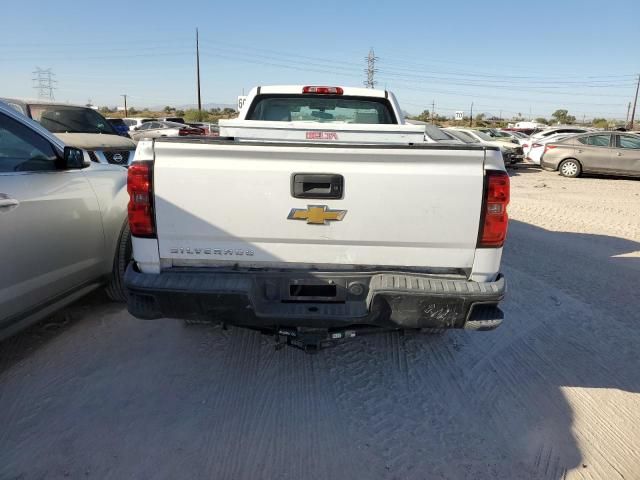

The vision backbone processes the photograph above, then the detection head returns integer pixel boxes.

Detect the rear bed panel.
[152,141,486,271]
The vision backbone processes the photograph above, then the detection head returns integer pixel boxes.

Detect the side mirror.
[63,146,89,169]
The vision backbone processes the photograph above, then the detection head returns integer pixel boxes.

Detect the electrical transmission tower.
[32,67,56,100]
[364,48,378,88]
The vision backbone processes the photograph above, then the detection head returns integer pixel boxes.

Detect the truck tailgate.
[152,140,486,270]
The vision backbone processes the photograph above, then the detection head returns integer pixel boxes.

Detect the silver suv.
[0,101,131,339]
[1,98,136,166]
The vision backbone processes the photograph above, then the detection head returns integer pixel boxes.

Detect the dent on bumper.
[125,264,506,330]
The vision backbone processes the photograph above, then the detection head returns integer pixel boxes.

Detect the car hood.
[492,138,520,145]
[484,141,515,151]
[54,133,136,150]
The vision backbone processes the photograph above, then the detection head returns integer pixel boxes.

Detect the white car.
[129,121,204,142]
[526,133,575,165]
[479,128,525,145]
[123,117,154,131]
[529,126,592,144]
[445,128,524,164]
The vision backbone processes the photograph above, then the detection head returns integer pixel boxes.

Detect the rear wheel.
[559,159,581,178]
[105,223,132,302]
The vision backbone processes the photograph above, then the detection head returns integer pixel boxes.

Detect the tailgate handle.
[292,173,343,199]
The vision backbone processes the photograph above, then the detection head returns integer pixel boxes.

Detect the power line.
[32,67,56,100]
[364,48,377,88]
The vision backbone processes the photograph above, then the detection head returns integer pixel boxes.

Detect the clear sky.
[1,0,639,120]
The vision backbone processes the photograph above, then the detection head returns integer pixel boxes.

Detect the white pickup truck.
[125,86,509,350]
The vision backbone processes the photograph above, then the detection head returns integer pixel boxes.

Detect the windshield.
[447,130,476,143]
[471,130,494,141]
[247,95,396,124]
[30,105,117,135]
[491,130,511,138]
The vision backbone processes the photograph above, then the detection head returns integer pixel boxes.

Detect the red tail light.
[544,145,557,153]
[127,162,155,237]
[302,86,344,95]
[478,170,510,248]
[178,128,192,136]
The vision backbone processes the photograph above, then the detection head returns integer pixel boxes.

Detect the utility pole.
[499,110,502,122]
[626,102,631,124]
[431,100,435,124]
[629,74,639,130]
[32,67,56,100]
[121,94,128,117]
[364,48,377,88]
[469,102,474,127]
[196,28,202,117]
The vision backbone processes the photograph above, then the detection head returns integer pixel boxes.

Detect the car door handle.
[0,195,19,211]
[616,152,622,156]
[577,149,583,153]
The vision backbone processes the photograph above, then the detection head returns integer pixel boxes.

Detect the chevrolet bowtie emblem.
[288,205,347,225]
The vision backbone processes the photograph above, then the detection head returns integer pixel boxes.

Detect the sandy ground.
[1,167,639,480]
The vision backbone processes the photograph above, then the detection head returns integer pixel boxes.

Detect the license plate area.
[282,278,346,303]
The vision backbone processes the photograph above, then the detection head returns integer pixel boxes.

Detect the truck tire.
[105,222,132,302]
[558,158,581,178]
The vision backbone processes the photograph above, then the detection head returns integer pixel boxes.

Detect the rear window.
[247,95,396,124]
[108,118,126,127]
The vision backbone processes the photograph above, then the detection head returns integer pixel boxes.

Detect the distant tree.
[164,106,174,113]
[222,107,237,115]
[99,106,111,114]
[175,109,185,116]
[551,109,576,124]
[184,109,208,122]
[410,110,430,122]
[209,107,221,114]
[128,107,138,115]
[534,117,548,125]
[592,118,609,129]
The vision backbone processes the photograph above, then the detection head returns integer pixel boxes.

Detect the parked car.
[446,128,523,164]
[405,120,463,143]
[159,117,185,124]
[2,98,136,166]
[0,101,131,340]
[525,133,575,165]
[186,122,219,136]
[478,128,522,145]
[129,121,205,141]
[502,127,541,136]
[541,132,640,177]
[529,126,592,143]
[107,118,131,137]
[123,117,154,131]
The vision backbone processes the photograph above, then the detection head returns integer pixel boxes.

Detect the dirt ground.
[1,167,639,480]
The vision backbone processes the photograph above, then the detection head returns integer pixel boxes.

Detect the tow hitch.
[271,326,395,353]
